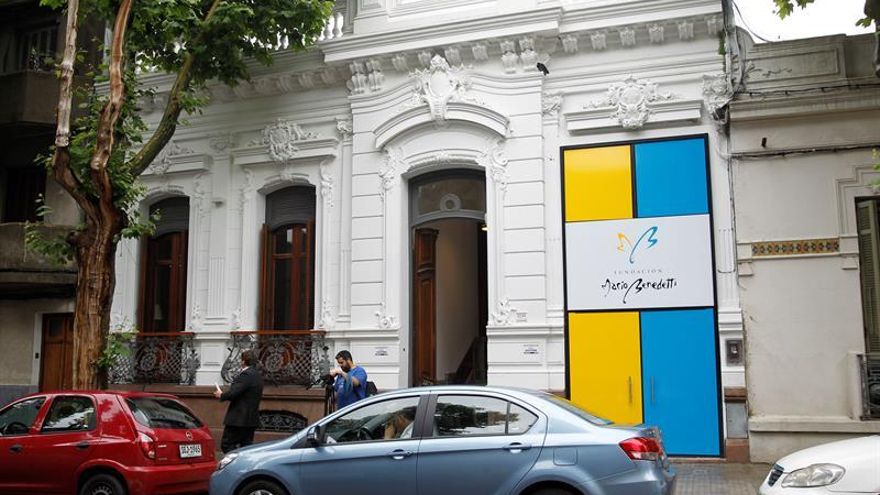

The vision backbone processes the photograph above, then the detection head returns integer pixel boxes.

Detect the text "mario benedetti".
[601,277,678,304]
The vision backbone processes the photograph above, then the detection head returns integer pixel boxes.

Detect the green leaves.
[773,0,815,19]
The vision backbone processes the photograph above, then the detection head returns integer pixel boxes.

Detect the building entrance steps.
[672,462,772,495]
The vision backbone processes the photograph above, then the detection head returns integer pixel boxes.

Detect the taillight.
[619,437,663,461]
[138,432,156,460]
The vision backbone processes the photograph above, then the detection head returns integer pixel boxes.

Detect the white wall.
[0,299,74,385]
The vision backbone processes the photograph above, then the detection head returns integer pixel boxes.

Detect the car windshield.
[126,397,202,429]
[538,393,613,426]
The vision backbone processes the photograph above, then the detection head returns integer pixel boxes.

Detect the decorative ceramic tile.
[751,238,840,257]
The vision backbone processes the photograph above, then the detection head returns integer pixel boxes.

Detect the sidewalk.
[673,462,772,495]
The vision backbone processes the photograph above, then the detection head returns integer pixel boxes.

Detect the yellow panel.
[563,146,633,222]
[569,312,643,424]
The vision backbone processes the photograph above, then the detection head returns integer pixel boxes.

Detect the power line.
[731,0,776,43]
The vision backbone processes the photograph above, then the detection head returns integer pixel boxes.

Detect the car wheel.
[237,479,288,495]
[79,473,126,495]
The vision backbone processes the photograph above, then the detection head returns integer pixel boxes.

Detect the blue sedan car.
[210,386,675,495]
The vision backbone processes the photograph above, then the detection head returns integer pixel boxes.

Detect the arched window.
[260,186,316,330]
[140,197,189,332]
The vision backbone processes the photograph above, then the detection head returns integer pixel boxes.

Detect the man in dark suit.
[213,350,264,453]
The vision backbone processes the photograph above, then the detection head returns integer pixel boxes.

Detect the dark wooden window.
[140,197,189,332]
[2,167,46,223]
[260,187,316,330]
[857,198,880,355]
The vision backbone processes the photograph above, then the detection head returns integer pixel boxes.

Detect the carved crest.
[589,75,673,129]
[403,55,483,123]
[261,118,318,163]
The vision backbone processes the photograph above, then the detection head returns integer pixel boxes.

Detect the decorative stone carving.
[321,68,338,85]
[298,73,316,90]
[348,61,368,95]
[707,16,723,36]
[472,43,489,62]
[519,37,538,71]
[149,140,195,175]
[375,303,398,329]
[209,132,235,153]
[379,147,404,201]
[260,118,318,163]
[444,47,462,67]
[561,34,578,54]
[418,50,433,68]
[189,303,203,331]
[491,298,517,326]
[702,73,733,116]
[678,21,695,41]
[238,169,254,212]
[192,173,209,220]
[320,163,334,207]
[500,40,519,73]
[318,298,335,329]
[479,139,509,192]
[254,77,276,96]
[336,119,353,138]
[208,84,235,103]
[230,308,242,330]
[619,27,637,47]
[648,24,665,44]
[588,75,674,129]
[591,32,607,51]
[402,54,484,124]
[542,91,563,117]
[392,53,409,72]
[366,58,384,92]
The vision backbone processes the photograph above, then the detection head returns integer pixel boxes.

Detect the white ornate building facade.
[110,0,749,457]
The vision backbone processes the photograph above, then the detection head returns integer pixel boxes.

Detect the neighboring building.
[112,0,751,457]
[729,32,880,462]
[0,0,86,405]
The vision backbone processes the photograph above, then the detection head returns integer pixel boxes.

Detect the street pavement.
[673,462,772,495]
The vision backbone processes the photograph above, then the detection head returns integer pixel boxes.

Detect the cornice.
[729,88,880,122]
[559,0,720,33]
[231,137,339,168]
[566,97,703,133]
[321,7,563,63]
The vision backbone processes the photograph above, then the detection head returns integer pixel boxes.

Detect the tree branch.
[51,0,89,209]
[128,0,224,176]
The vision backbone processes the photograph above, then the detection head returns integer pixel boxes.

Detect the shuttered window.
[260,187,316,330]
[857,199,880,354]
[140,197,189,332]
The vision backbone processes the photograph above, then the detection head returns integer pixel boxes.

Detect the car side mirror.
[306,425,324,446]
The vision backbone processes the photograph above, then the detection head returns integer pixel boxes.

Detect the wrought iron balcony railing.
[221,330,330,387]
[858,353,880,420]
[109,332,200,385]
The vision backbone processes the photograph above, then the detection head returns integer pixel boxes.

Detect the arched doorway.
[410,169,488,386]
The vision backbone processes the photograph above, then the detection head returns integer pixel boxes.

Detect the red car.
[0,390,216,495]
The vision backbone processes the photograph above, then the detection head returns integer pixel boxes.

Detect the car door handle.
[503,442,532,453]
[75,441,91,450]
[388,449,413,460]
[9,444,22,453]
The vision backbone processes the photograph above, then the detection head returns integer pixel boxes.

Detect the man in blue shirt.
[330,350,368,409]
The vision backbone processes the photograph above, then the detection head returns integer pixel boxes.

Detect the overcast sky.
[733,0,872,42]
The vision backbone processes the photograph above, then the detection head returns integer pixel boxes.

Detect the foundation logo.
[616,226,659,264]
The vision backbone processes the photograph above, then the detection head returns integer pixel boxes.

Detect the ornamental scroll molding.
[258,118,319,164]
[379,147,405,202]
[318,298,335,329]
[491,298,518,326]
[149,140,195,175]
[587,75,674,130]
[375,302,398,329]
[702,73,733,117]
[478,139,510,192]
[320,162,334,208]
[402,54,485,124]
[542,91,563,117]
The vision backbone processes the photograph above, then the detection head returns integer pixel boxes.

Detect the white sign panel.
[565,215,714,310]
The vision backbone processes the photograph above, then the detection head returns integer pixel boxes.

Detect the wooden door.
[40,313,74,391]
[413,228,438,385]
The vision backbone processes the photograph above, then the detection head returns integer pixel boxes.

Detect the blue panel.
[641,309,720,456]
[634,138,709,218]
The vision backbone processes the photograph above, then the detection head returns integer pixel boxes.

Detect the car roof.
[13,390,180,401]
[368,385,550,402]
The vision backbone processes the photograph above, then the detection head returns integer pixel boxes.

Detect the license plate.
[179,443,202,458]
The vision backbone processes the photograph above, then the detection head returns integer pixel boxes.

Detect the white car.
[759,435,880,494]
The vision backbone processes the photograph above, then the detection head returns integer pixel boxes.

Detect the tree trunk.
[71,209,124,389]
